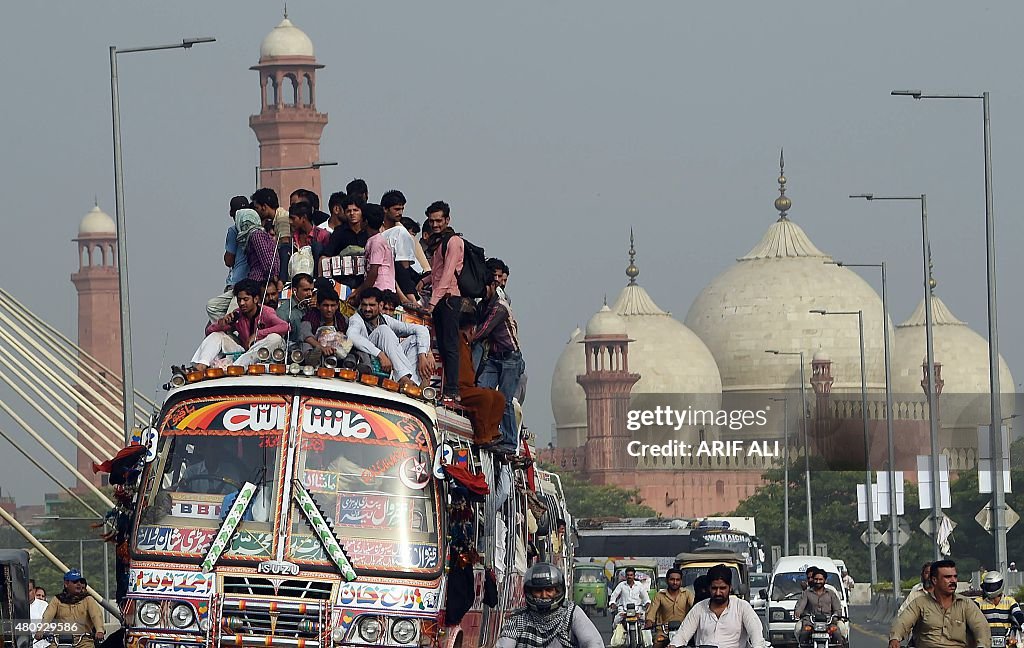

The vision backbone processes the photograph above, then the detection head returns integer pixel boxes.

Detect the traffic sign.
[976,504,1020,534]
[879,526,911,547]
[860,527,882,547]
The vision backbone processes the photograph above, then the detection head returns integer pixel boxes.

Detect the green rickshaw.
[572,563,608,615]
[613,559,660,602]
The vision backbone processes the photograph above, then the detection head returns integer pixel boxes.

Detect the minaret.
[71,204,122,487]
[250,11,328,201]
[578,235,641,479]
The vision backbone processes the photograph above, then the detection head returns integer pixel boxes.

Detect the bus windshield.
[285,396,441,577]
[135,394,288,562]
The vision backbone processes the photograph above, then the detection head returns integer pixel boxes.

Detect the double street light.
[826,260,901,592]
[850,193,941,561]
[764,349,813,550]
[891,89,1007,571]
[255,161,339,189]
[110,37,216,443]
[810,308,877,586]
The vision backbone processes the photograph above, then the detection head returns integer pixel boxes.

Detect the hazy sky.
[3,1,1024,505]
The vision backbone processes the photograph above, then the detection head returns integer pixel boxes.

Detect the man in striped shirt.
[470,272,524,453]
[974,571,1023,642]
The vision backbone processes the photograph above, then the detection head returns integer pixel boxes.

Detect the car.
[766,555,849,648]
[749,572,770,612]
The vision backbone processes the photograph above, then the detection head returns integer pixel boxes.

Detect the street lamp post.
[891,89,1005,570]
[828,258,900,592]
[110,37,215,444]
[769,396,790,556]
[255,161,339,189]
[851,193,941,560]
[811,308,878,585]
[766,349,813,549]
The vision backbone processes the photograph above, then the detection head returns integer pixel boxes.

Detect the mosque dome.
[585,304,627,337]
[260,17,315,59]
[79,205,115,235]
[552,238,722,443]
[684,155,891,393]
[892,295,1014,396]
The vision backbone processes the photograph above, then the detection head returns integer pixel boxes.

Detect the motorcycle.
[43,633,91,648]
[990,625,1020,648]
[652,621,681,647]
[799,612,847,648]
[622,603,643,648]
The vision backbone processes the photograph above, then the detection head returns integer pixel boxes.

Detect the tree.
[539,464,657,519]
[30,493,116,600]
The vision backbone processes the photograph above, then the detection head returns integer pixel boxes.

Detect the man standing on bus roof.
[646,568,694,648]
[498,562,604,648]
[609,567,651,628]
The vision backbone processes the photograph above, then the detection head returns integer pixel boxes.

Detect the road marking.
[853,622,888,641]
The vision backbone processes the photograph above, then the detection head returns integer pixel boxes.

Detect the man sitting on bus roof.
[347,287,433,387]
[300,280,352,364]
[190,279,289,371]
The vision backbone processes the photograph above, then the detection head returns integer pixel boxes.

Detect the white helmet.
[981,571,1004,600]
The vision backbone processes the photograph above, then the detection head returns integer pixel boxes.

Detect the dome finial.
[774,148,792,221]
[928,246,938,294]
[626,227,640,285]
[283,2,288,19]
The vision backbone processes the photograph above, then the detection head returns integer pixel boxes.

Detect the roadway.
[589,605,886,647]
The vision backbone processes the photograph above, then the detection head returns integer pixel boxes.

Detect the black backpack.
[443,234,487,299]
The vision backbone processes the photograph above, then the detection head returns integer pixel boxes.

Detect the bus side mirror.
[758,589,768,600]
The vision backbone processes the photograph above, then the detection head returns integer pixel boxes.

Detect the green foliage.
[539,463,657,519]
[730,451,1024,582]
[28,492,117,599]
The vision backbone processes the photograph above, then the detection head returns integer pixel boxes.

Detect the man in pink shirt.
[419,200,463,401]
[349,204,396,304]
[190,279,289,370]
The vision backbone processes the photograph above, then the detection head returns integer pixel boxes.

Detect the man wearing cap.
[37,570,105,648]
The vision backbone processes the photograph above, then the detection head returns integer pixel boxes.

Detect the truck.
[117,339,566,648]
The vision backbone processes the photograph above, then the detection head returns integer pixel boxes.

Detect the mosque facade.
[543,157,1015,518]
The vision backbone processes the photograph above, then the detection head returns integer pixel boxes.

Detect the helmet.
[523,562,565,612]
[981,571,1004,600]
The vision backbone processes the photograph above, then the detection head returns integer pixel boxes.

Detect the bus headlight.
[391,619,417,644]
[170,603,195,629]
[138,601,161,626]
[358,617,384,642]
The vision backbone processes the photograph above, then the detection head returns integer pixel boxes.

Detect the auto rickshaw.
[674,549,750,600]
[572,562,608,615]
[612,559,660,602]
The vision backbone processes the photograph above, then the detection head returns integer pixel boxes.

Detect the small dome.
[585,305,627,337]
[260,18,314,59]
[79,205,115,235]
[813,348,831,363]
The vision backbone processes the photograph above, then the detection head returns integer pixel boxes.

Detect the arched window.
[94,245,105,266]
[107,244,116,266]
[302,74,312,106]
[282,75,297,106]
[265,76,277,107]
[81,246,90,268]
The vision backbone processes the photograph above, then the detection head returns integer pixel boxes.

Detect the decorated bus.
[116,362,560,648]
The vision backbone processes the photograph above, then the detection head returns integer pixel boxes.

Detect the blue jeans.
[478,350,524,449]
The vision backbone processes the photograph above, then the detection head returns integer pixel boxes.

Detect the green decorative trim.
[200,481,257,572]
[293,482,357,581]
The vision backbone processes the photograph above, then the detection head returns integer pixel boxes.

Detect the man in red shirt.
[419,200,463,401]
[191,279,289,371]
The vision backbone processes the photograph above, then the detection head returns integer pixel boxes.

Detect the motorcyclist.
[609,567,651,628]
[973,571,1024,642]
[668,564,764,648]
[497,562,604,648]
[794,567,847,645]
[36,570,105,648]
[645,568,694,648]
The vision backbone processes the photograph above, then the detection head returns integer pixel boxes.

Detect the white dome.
[260,18,314,59]
[893,295,1014,395]
[684,216,892,393]
[79,205,115,235]
[585,305,627,337]
[552,277,722,441]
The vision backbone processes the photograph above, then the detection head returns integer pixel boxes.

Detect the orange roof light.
[186,371,205,383]
[359,374,380,387]
[247,364,266,375]
[226,365,245,377]
[205,368,225,379]
[268,364,287,375]
[317,367,335,379]
[338,368,357,381]
[382,379,400,392]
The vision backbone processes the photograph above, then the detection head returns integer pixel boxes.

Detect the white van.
[766,555,849,648]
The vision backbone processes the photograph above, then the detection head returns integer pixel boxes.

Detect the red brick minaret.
[71,204,122,487]
[250,12,328,201]
[578,304,640,481]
